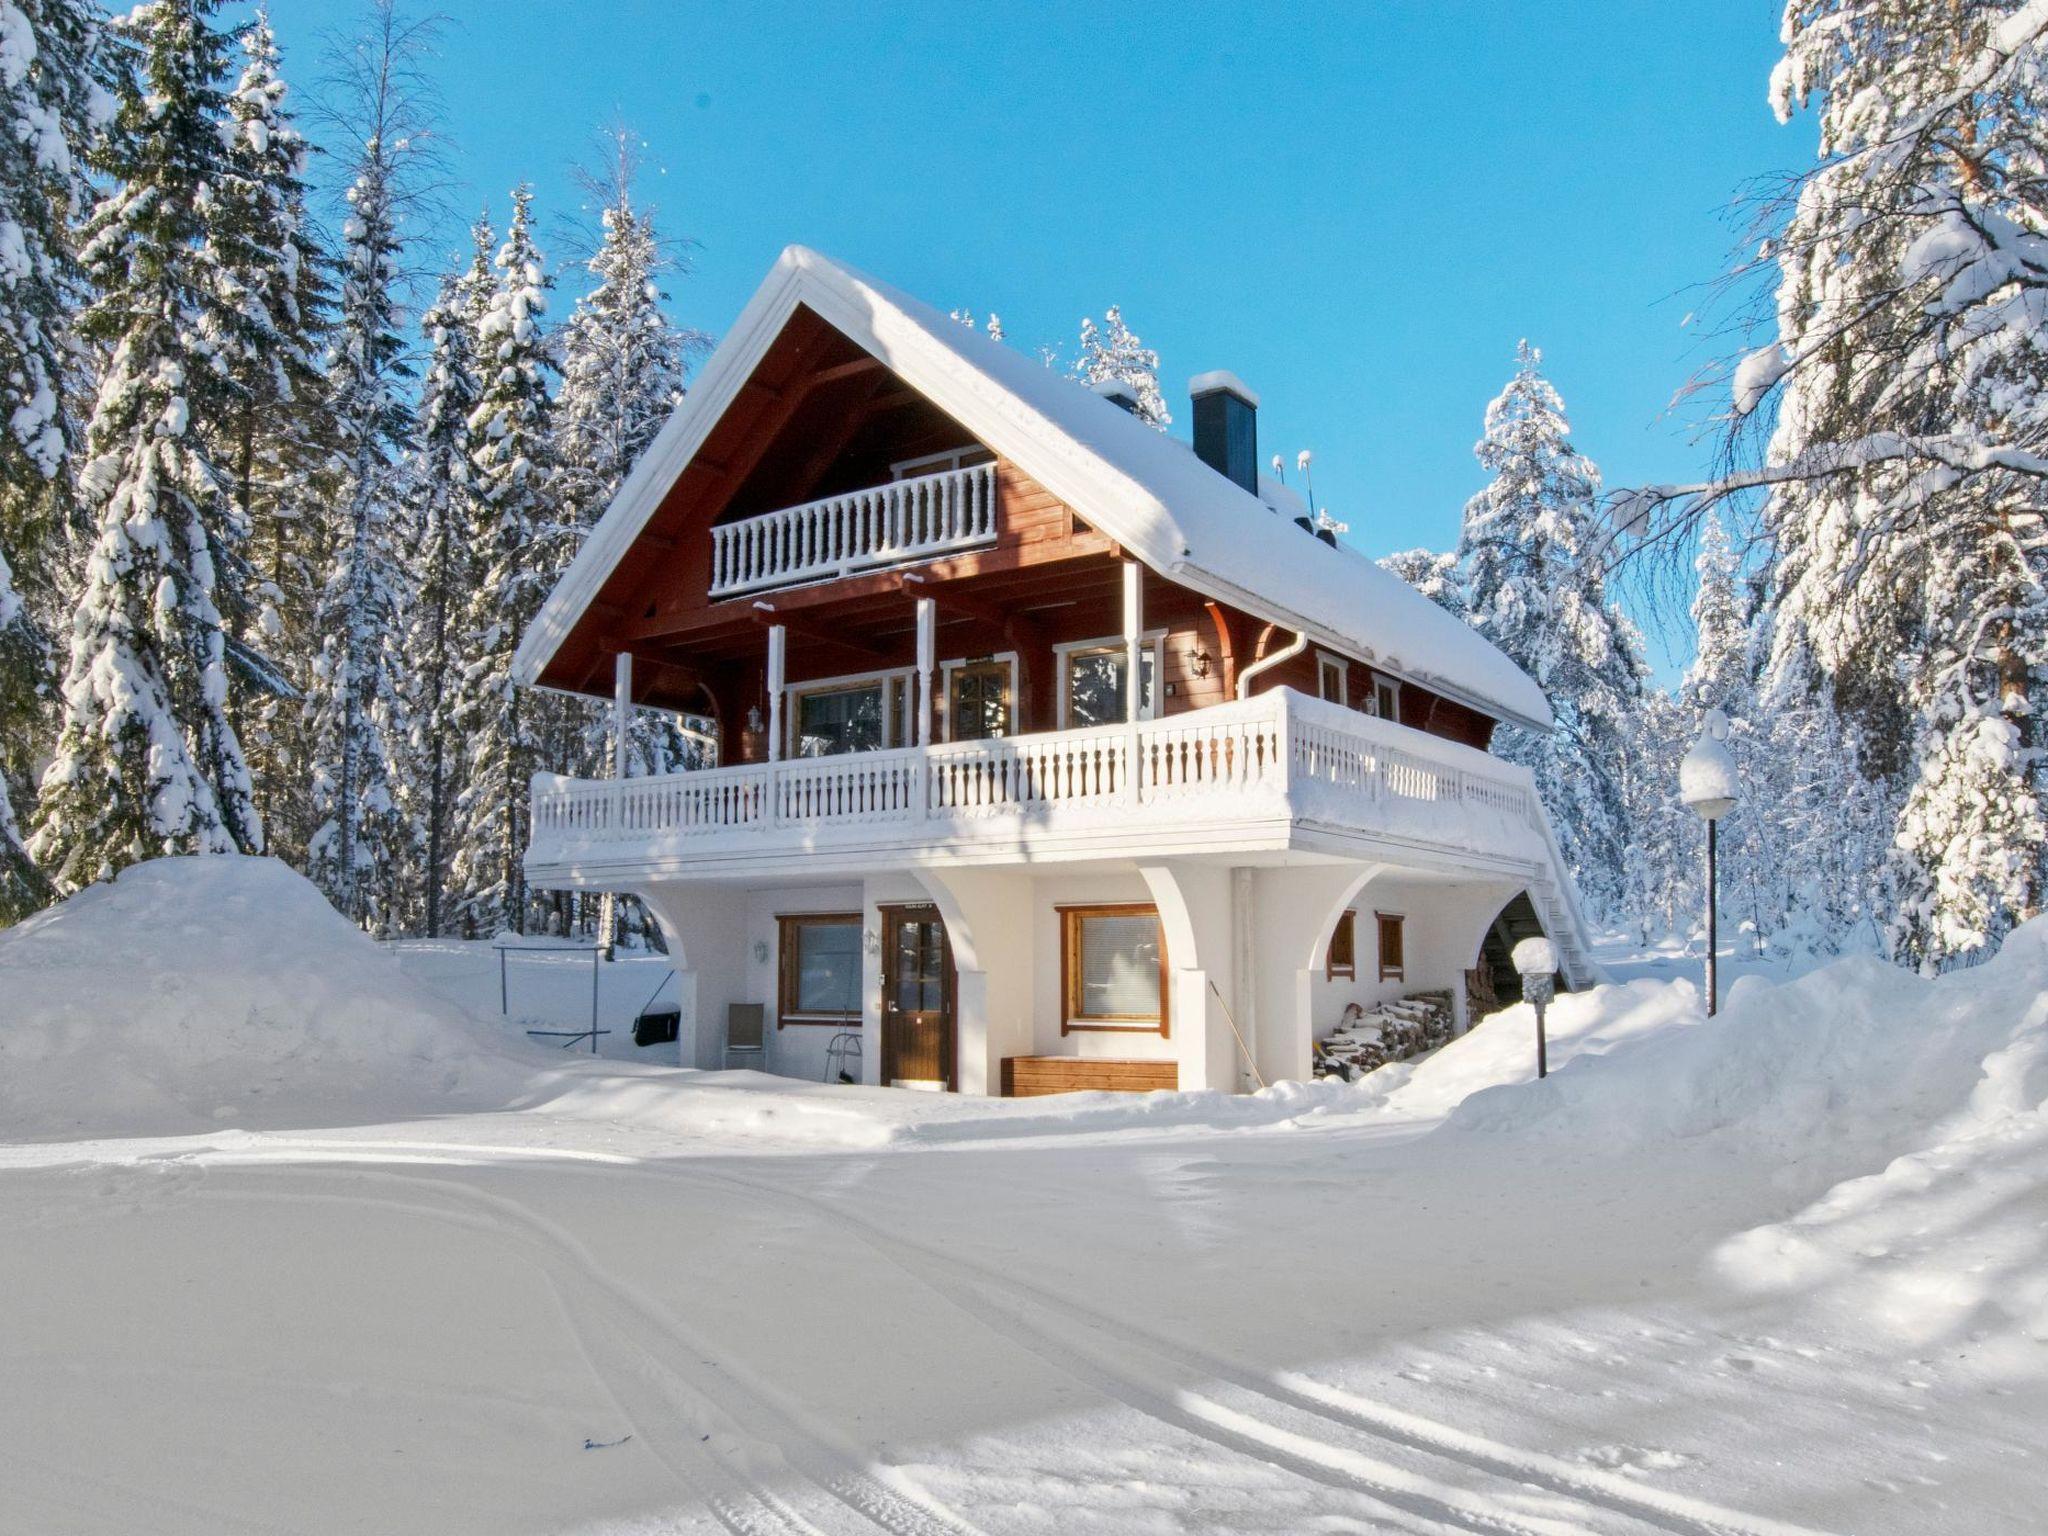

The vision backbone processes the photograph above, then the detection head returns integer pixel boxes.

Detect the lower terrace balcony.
[527,689,1595,979]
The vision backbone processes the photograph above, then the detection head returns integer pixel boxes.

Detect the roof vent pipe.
[1190,371,1260,496]
[1090,378,1142,415]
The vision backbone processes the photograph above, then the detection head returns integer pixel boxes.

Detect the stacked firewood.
[1313,992,1456,1081]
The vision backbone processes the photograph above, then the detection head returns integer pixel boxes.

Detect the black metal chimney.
[1190,371,1259,496]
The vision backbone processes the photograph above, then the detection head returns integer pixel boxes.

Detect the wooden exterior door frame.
[878,903,958,1090]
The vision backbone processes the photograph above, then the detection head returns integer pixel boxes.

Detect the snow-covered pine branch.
[1073,304,1169,429]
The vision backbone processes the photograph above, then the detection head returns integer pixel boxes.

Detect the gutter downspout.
[1234,629,1309,699]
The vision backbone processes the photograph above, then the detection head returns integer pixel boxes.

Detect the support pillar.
[1121,560,1144,721]
[599,651,632,956]
[765,623,786,763]
[915,596,936,747]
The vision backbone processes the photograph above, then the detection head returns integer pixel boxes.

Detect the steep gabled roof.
[514,245,1551,731]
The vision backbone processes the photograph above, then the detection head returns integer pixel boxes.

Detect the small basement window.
[1326,910,1357,980]
[1060,904,1168,1035]
[1376,912,1406,983]
[777,914,862,1026]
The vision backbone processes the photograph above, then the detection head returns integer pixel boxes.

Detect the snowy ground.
[3,859,2044,1534]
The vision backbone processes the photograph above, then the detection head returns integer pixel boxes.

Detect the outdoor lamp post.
[1511,935,1558,1079]
[1680,708,1740,1017]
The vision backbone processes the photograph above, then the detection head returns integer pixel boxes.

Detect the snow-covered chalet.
[512,246,1597,1095]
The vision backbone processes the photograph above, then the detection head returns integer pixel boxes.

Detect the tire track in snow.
[198,1168,983,1536]
[685,1165,1840,1536]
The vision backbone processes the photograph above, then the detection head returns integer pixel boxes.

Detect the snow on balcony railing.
[530,690,1538,852]
[707,462,998,599]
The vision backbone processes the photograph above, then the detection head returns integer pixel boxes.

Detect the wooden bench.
[1000,1056,1179,1097]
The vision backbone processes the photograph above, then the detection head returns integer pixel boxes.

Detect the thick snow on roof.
[1188,368,1260,406]
[518,245,1551,730]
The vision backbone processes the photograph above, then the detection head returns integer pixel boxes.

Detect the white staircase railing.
[707,462,999,599]
[529,689,1601,986]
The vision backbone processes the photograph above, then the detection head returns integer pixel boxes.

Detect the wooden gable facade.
[532,302,1496,763]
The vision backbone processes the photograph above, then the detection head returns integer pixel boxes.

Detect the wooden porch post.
[612,651,633,780]
[598,650,632,957]
[915,596,936,748]
[1122,560,1144,722]
[766,623,786,762]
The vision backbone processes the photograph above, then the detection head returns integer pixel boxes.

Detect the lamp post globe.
[1680,709,1740,1016]
[1511,935,1559,1079]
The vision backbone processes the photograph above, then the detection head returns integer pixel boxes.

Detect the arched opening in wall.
[1468,891,1548,1020]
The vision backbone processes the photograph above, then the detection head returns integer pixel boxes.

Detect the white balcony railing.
[533,690,1542,848]
[707,462,999,599]
[528,689,1602,988]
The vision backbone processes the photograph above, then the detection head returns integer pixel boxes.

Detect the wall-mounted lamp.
[752,939,770,965]
[746,704,764,734]
[1184,645,1213,679]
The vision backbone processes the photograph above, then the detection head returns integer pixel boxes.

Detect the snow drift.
[1445,921,2048,1164]
[1432,923,2048,1350]
[0,856,524,1140]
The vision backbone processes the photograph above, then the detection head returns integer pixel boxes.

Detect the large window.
[777,914,862,1025]
[788,672,910,757]
[1059,903,1168,1035]
[1057,634,1163,728]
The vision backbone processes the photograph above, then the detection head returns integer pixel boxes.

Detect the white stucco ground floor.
[622,854,1554,1094]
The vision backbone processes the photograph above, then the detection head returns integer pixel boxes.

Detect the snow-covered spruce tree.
[555,128,696,528]
[1073,305,1169,428]
[30,0,264,889]
[208,7,334,859]
[0,550,51,917]
[451,187,557,936]
[397,221,488,937]
[0,0,118,916]
[1457,341,1647,921]
[302,65,427,932]
[1378,547,1467,619]
[1627,2,2048,969]
[555,125,708,792]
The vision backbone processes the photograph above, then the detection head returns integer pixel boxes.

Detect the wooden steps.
[1000,1056,1178,1097]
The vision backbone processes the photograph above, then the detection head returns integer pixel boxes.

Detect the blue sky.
[266,1,1807,668]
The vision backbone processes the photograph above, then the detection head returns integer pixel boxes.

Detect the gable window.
[1057,632,1164,728]
[788,670,911,756]
[1317,653,1349,706]
[777,914,862,1025]
[890,445,996,480]
[1326,910,1357,981]
[1059,904,1169,1034]
[1376,911,1406,983]
[944,655,1015,741]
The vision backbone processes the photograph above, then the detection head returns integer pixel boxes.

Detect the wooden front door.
[881,904,956,1089]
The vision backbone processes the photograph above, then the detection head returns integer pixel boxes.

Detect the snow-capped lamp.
[1511,935,1559,1079]
[1680,709,1741,1017]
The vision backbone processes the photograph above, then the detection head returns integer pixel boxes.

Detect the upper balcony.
[708,462,999,600]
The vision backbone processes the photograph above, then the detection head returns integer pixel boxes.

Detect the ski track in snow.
[192,1161,988,1536]
[682,1163,1838,1536]
[93,1131,1841,1536]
